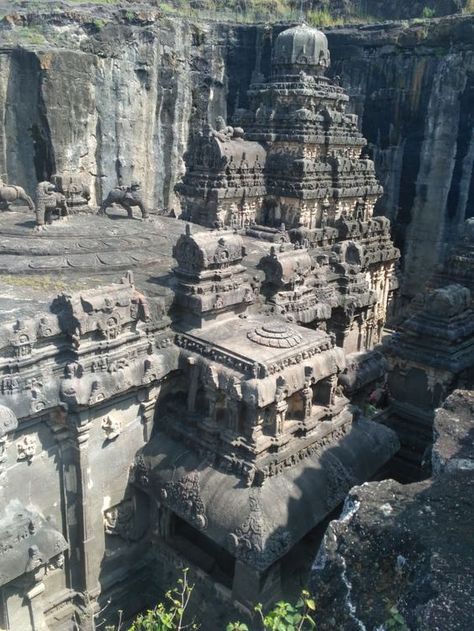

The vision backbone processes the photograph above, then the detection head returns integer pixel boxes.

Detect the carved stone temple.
[0,23,405,631]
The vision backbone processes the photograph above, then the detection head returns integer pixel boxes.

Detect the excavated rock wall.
[0,13,473,300]
[326,17,474,303]
[0,17,260,213]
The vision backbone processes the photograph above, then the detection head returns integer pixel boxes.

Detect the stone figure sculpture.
[35,181,67,228]
[51,174,91,213]
[98,182,149,219]
[211,116,235,142]
[0,182,35,212]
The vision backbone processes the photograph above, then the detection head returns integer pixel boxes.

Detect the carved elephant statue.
[35,181,67,227]
[98,183,149,219]
[0,183,35,212]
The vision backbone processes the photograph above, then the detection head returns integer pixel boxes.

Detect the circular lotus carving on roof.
[247,323,303,348]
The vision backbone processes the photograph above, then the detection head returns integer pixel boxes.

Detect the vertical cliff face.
[326,18,474,302]
[0,12,472,300]
[0,15,260,212]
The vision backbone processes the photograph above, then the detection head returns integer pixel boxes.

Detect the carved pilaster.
[68,411,98,595]
[187,357,199,414]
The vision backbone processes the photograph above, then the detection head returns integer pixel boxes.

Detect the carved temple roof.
[132,415,398,571]
[0,500,68,587]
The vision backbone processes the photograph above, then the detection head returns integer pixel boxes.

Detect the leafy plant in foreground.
[127,569,199,631]
[227,589,316,631]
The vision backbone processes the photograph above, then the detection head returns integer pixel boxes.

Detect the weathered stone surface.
[432,389,474,475]
[326,15,474,306]
[311,390,474,631]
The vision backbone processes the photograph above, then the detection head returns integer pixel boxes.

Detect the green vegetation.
[124,569,199,631]
[228,591,316,630]
[463,0,474,13]
[105,570,317,631]
[68,0,121,4]
[150,0,377,25]
[384,606,409,631]
[12,25,47,45]
[92,17,107,29]
[421,6,436,18]
[0,273,83,293]
[307,9,344,27]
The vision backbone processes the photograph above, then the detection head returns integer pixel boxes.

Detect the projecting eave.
[131,418,399,571]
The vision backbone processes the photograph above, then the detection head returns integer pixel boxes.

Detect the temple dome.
[273,23,330,75]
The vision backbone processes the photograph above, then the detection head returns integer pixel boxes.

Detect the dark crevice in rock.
[446,71,474,223]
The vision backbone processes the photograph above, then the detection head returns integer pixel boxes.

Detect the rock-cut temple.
[0,23,407,631]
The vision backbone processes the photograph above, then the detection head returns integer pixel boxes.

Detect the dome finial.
[272,22,331,76]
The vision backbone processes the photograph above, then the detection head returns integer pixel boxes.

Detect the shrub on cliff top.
[421,5,436,17]
[463,0,474,13]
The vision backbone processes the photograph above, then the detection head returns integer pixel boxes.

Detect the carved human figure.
[102,415,122,441]
[301,381,313,420]
[99,181,149,219]
[26,545,43,573]
[211,116,234,143]
[274,378,288,434]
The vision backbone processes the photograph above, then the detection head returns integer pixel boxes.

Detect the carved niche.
[10,320,35,359]
[103,497,146,542]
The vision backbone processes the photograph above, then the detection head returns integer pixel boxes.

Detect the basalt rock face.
[0,12,261,213]
[311,389,474,631]
[326,16,474,306]
[347,0,466,20]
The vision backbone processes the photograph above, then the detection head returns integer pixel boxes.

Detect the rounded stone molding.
[194,513,208,530]
[227,532,239,551]
[273,23,330,73]
[247,322,303,348]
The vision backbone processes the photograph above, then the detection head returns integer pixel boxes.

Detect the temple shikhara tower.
[179,22,399,353]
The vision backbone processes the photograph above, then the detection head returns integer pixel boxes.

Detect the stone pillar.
[300,381,312,421]
[138,384,160,442]
[204,387,217,426]
[186,357,199,414]
[70,411,99,596]
[227,398,240,433]
[247,404,263,447]
[26,580,48,631]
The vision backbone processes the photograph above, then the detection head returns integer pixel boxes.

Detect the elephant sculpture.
[0,183,35,212]
[98,182,149,219]
[35,181,67,228]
